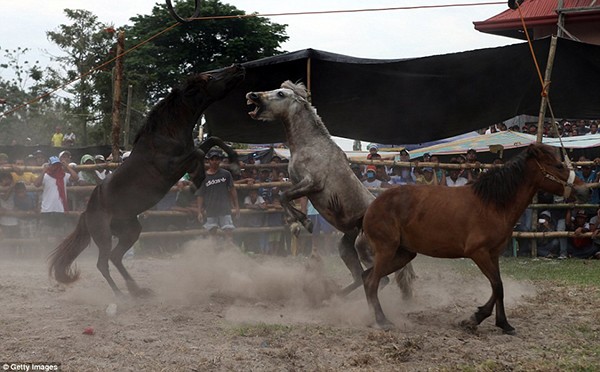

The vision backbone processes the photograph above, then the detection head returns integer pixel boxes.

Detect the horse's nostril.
[250,93,258,100]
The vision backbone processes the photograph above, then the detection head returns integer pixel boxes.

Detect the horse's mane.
[471,149,530,209]
[280,80,331,139]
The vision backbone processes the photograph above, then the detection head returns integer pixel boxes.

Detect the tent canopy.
[204,37,600,145]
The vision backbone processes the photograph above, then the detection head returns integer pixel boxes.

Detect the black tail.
[48,212,91,283]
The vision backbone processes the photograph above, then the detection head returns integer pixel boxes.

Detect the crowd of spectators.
[486,119,600,138]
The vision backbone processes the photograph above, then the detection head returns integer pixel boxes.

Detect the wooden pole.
[531,35,559,258]
[123,84,133,149]
[111,30,125,162]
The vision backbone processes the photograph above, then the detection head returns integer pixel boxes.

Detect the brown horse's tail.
[395,263,417,299]
[48,212,91,284]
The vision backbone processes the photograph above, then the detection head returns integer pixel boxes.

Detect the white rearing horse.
[246,81,415,296]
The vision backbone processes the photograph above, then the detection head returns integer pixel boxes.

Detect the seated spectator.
[0,153,9,167]
[445,161,468,187]
[59,150,72,164]
[567,209,600,259]
[536,210,560,258]
[375,164,390,183]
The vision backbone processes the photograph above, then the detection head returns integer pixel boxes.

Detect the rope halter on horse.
[535,159,576,199]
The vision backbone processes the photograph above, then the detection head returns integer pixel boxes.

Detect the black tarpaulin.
[204,37,600,144]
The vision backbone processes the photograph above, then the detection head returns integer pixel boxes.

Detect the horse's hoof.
[373,319,395,330]
[459,316,478,333]
[503,328,517,336]
[131,287,154,298]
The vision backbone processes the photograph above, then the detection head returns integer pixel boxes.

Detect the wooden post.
[123,84,133,149]
[111,30,125,162]
[531,35,559,258]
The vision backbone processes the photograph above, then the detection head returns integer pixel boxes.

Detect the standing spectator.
[94,155,111,182]
[589,121,598,135]
[366,144,379,159]
[62,127,76,147]
[465,148,482,180]
[51,126,64,147]
[241,189,266,253]
[11,157,36,185]
[77,154,102,186]
[363,165,383,195]
[33,156,79,238]
[13,181,36,240]
[195,149,239,242]
[0,171,19,240]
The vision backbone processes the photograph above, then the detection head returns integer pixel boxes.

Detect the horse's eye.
[207,75,214,81]
[277,91,285,98]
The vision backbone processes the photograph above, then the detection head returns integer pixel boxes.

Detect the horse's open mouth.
[246,96,262,119]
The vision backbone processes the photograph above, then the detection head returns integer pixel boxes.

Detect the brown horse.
[362,143,586,334]
[49,65,244,297]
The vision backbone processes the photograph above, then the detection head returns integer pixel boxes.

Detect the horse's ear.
[182,74,208,97]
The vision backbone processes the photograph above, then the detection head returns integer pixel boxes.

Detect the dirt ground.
[1,238,599,371]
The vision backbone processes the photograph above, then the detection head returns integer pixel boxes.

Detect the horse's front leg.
[280,176,323,233]
[186,150,206,188]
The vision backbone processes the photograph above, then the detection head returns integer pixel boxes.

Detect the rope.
[1,1,506,119]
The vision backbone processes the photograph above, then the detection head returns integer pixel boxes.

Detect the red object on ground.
[82,327,95,335]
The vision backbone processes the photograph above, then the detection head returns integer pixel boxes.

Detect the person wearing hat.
[195,148,239,240]
[77,154,102,186]
[567,209,600,259]
[535,210,560,258]
[362,165,383,195]
[415,167,439,185]
[366,144,379,160]
[34,155,79,237]
[94,154,111,181]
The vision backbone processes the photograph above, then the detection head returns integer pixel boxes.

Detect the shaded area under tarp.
[204,37,600,145]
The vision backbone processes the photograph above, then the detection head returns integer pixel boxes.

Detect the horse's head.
[528,143,587,200]
[183,64,245,105]
[246,80,309,121]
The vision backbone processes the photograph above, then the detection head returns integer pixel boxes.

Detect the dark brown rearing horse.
[49,65,244,297]
[362,143,586,334]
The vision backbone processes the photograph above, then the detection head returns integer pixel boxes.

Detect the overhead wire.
[0,1,507,119]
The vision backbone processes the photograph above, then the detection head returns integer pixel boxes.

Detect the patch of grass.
[231,322,292,338]
[437,257,600,287]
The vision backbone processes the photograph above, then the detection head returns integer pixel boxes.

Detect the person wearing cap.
[77,154,102,186]
[366,144,379,160]
[415,167,439,185]
[566,209,600,259]
[362,165,383,195]
[195,148,239,240]
[535,210,560,258]
[34,155,79,237]
[94,154,111,181]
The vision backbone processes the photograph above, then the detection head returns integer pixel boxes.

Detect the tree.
[46,9,117,145]
[0,47,68,146]
[124,0,288,103]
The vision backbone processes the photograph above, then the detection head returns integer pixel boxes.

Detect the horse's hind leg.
[468,251,515,335]
[363,247,416,329]
[338,232,366,296]
[88,213,124,297]
[110,218,151,298]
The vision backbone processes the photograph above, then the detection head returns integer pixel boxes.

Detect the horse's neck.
[505,180,539,224]
[282,110,331,152]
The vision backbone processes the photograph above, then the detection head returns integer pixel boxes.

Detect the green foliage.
[124,0,288,102]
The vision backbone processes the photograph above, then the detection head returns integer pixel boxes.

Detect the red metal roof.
[474,0,600,39]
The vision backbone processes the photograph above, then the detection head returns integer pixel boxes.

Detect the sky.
[0,0,518,148]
